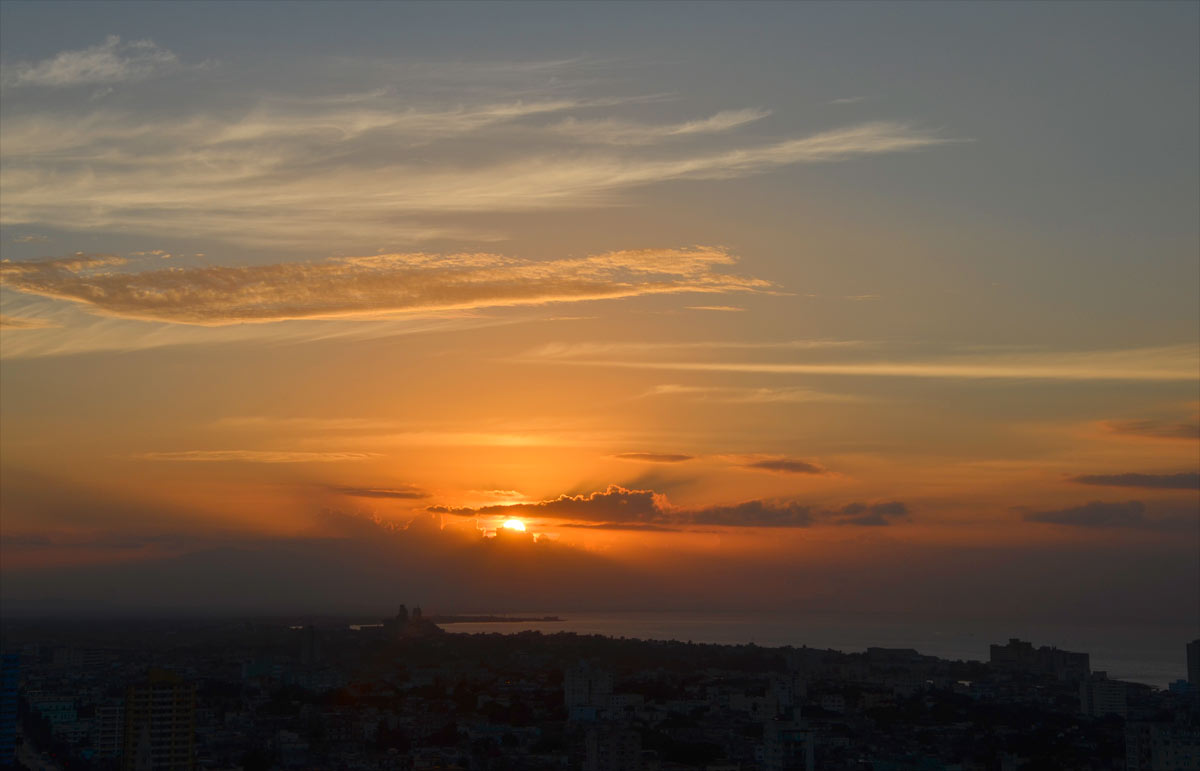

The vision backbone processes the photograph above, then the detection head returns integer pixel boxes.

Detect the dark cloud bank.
[428,485,908,530]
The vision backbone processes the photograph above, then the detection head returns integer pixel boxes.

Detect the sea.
[441,611,1197,688]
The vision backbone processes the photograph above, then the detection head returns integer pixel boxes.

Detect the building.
[1127,721,1200,770]
[1080,672,1128,717]
[990,638,1090,680]
[1188,639,1200,687]
[94,698,126,761]
[0,654,18,768]
[123,670,196,771]
[762,718,815,771]
[584,723,641,771]
[564,663,614,710]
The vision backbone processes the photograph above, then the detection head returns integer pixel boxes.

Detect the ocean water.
[443,611,1197,688]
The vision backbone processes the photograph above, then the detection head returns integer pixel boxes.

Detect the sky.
[1,2,1197,623]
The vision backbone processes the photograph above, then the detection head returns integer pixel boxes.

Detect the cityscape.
[1,2,1198,770]
[1,611,1198,770]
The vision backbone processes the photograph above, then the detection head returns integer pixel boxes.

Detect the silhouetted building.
[0,654,18,768]
[123,669,196,771]
[382,602,440,639]
[584,723,641,771]
[565,662,614,718]
[299,625,321,666]
[1080,672,1128,717]
[763,718,815,771]
[1188,639,1200,687]
[990,637,1090,680]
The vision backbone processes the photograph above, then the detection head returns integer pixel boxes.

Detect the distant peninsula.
[429,614,564,624]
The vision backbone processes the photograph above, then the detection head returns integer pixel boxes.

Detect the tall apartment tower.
[122,669,196,771]
[1188,639,1199,687]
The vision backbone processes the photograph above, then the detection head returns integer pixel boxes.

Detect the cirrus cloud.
[0,246,769,325]
[3,35,180,88]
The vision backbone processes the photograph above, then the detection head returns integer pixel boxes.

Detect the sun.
[501,518,526,532]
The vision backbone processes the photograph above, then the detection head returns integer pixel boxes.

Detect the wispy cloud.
[0,314,59,330]
[329,485,430,499]
[1,102,955,247]
[535,344,1200,382]
[549,108,770,145]
[135,450,377,463]
[742,458,827,475]
[1100,418,1200,441]
[1070,472,1199,491]
[613,453,695,463]
[1024,500,1151,529]
[639,384,861,404]
[0,247,769,325]
[3,36,180,88]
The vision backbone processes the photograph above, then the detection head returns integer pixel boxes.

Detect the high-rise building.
[94,698,126,761]
[1187,639,1199,687]
[123,669,196,771]
[0,654,18,768]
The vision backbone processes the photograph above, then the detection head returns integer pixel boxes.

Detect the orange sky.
[1,3,1197,621]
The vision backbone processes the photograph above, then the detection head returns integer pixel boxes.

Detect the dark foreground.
[0,614,1197,770]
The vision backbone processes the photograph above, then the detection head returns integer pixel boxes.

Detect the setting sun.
[502,519,526,533]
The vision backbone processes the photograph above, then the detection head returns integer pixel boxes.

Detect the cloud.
[330,485,430,500]
[613,453,695,463]
[431,485,665,524]
[1024,500,1150,528]
[3,36,179,88]
[1,101,955,247]
[828,501,910,527]
[1101,418,1200,441]
[430,484,909,529]
[686,305,744,312]
[11,234,48,244]
[549,108,770,145]
[0,247,769,325]
[0,314,59,330]
[537,344,1200,382]
[639,384,860,404]
[743,458,826,475]
[686,500,815,528]
[135,450,377,463]
[1070,472,1199,491]
[557,522,681,532]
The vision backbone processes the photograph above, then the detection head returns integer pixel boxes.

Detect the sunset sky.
[1,2,1197,622]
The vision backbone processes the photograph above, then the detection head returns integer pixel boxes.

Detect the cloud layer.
[1,51,955,248]
[430,484,909,530]
[0,247,768,325]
